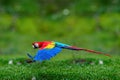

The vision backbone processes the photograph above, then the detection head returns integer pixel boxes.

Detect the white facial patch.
[34,43,39,48]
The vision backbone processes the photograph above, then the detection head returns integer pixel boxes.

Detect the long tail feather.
[79,48,111,57]
[66,46,111,57]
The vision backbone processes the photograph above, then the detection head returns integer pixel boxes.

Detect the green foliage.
[0,0,120,16]
[16,17,38,35]
[0,13,120,54]
[0,14,12,31]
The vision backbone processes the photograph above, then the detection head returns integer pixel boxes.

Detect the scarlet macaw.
[27,41,111,62]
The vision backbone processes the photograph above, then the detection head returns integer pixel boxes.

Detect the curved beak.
[32,45,37,49]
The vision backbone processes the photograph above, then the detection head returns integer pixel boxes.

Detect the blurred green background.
[0,0,120,55]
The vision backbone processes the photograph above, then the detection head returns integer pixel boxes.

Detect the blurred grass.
[0,53,120,80]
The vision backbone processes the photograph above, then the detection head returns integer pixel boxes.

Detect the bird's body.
[27,41,111,62]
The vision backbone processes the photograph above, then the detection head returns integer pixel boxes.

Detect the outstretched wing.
[33,47,62,62]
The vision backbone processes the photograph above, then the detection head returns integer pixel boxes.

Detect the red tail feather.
[79,48,111,57]
[67,46,111,57]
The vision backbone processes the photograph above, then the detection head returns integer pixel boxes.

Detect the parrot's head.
[32,42,40,49]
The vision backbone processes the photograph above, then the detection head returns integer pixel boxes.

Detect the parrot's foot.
[26,59,35,63]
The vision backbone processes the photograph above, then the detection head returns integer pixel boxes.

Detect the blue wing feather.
[33,47,62,62]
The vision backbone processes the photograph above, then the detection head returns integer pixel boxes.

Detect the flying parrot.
[27,41,111,63]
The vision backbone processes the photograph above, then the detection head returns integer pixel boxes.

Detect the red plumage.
[66,46,111,57]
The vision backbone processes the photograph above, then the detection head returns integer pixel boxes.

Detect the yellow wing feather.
[45,42,55,49]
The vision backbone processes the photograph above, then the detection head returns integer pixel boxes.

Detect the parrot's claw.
[26,59,36,63]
